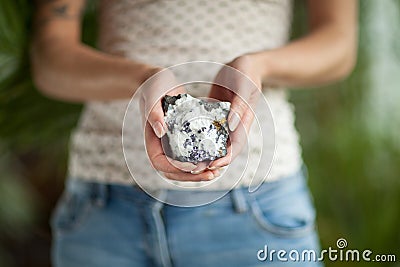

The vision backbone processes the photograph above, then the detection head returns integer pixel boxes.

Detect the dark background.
[0,0,399,266]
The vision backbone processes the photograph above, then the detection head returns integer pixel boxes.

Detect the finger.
[145,122,196,173]
[190,161,210,174]
[143,70,186,138]
[145,84,186,138]
[149,146,197,173]
[148,105,167,138]
[228,95,249,132]
[169,158,198,172]
[206,160,220,170]
[162,169,220,182]
[240,106,255,131]
[209,146,232,168]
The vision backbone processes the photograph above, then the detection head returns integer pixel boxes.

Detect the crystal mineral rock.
[162,94,231,164]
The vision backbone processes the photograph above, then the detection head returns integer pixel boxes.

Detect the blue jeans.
[51,168,322,267]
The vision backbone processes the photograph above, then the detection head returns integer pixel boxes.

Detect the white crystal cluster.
[162,94,230,163]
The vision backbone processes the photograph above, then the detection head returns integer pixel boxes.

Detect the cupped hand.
[207,55,263,169]
[140,67,219,181]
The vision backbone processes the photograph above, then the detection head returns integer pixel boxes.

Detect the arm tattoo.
[52,3,70,17]
[34,0,84,29]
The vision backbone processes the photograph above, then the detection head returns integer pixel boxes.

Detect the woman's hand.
[141,68,220,181]
[207,54,263,170]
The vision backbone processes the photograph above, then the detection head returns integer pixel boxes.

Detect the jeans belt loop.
[93,182,108,207]
[231,187,248,213]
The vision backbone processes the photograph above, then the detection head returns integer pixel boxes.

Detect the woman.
[31,0,357,266]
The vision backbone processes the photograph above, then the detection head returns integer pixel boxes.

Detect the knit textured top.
[68,0,302,190]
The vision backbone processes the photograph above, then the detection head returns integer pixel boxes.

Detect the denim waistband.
[66,166,307,210]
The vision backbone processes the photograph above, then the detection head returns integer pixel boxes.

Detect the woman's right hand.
[141,68,219,182]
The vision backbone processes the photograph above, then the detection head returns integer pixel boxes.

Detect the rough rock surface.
[162,94,230,164]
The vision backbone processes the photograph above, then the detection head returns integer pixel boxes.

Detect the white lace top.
[68,0,302,190]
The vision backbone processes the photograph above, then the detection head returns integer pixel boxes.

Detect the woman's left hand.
[207,54,263,170]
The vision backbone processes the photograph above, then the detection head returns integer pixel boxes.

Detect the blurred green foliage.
[0,1,96,266]
[0,0,399,266]
[291,1,400,266]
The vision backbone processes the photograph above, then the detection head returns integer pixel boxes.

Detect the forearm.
[252,26,357,88]
[251,0,358,88]
[31,0,156,102]
[31,40,155,102]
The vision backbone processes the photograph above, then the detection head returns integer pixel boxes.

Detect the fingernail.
[191,169,204,175]
[228,112,240,131]
[207,166,218,170]
[207,161,218,170]
[179,162,197,172]
[152,121,165,138]
[190,162,208,174]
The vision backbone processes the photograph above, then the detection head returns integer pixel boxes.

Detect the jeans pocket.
[249,177,316,238]
[51,182,94,235]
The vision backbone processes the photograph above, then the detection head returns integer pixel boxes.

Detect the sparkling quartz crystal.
[162,94,231,164]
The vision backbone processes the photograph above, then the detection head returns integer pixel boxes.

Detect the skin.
[31,0,358,182]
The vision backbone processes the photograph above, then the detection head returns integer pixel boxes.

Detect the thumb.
[146,85,186,139]
[228,95,248,132]
[147,101,167,138]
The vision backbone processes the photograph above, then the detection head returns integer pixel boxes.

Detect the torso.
[68,0,302,189]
